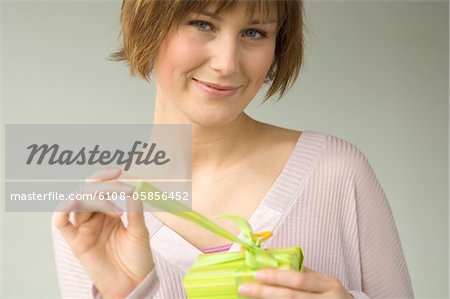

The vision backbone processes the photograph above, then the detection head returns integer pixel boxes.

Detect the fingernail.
[255,270,267,280]
[238,284,252,295]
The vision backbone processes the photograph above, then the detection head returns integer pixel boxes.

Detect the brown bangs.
[169,0,280,26]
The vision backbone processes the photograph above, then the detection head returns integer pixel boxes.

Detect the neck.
[153,110,260,171]
[152,87,265,170]
[189,113,259,169]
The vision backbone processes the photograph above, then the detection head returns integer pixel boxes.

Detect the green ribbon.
[132,182,279,269]
[133,182,302,298]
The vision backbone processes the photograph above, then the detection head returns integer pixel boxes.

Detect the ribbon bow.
[208,214,279,269]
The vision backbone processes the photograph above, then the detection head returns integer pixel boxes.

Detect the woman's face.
[153,3,278,127]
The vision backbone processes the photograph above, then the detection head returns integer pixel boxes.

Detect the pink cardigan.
[52,131,414,298]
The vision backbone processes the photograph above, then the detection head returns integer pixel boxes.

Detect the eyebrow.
[197,11,277,25]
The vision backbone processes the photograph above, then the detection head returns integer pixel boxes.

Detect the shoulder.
[254,122,302,158]
[311,131,367,163]
[258,123,301,143]
[256,124,376,182]
[300,131,375,181]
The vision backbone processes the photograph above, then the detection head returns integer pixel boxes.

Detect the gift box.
[183,246,302,299]
[133,182,304,299]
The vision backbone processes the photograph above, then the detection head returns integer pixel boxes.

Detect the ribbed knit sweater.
[52,131,414,299]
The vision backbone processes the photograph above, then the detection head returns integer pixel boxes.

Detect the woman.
[52,0,414,298]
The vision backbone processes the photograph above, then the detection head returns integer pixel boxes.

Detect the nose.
[209,35,239,76]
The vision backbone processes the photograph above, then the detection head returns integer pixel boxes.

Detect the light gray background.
[1,0,448,298]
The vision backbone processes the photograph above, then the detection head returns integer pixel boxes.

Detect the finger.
[57,169,123,230]
[67,178,128,227]
[126,186,148,235]
[52,211,77,242]
[70,199,121,228]
[254,269,331,293]
[73,211,96,227]
[54,199,88,228]
[86,167,122,182]
[238,282,308,299]
[73,203,122,227]
[73,181,130,215]
[83,181,132,196]
[71,197,122,222]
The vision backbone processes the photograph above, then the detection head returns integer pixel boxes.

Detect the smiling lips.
[193,78,240,97]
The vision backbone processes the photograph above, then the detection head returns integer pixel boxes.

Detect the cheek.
[245,46,275,86]
[155,32,202,84]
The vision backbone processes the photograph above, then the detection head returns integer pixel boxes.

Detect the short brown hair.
[112,0,304,100]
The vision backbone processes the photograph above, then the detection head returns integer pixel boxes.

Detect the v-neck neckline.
[146,131,324,273]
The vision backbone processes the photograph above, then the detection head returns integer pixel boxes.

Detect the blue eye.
[244,29,266,40]
[190,20,213,31]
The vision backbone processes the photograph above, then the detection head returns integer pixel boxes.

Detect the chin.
[188,110,241,129]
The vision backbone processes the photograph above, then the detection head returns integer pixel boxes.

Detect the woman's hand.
[238,267,353,299]
[53,168,153,299]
